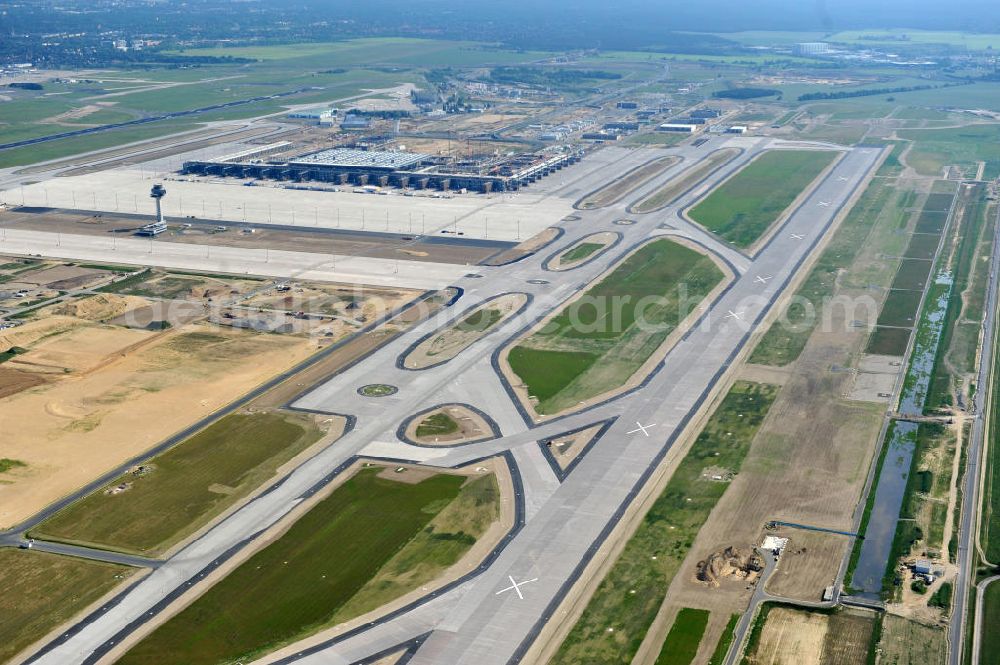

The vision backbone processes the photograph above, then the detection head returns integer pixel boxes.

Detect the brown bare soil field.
[0,322,315,527]
[8,318,153,374]
[0,366,48,400]
[10,264,105,289]
[244,283,413,318]
[665,322,884,611]
[750,607,828,665]
[820,610,875,665]
[877,614,947,665]
[45,293,150,323]
[765,531,850,601]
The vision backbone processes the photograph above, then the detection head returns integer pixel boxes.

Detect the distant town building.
[794,42,830,56]
[726,125,748,134]
[616,101,638,109]
[603,122,640,131]
[690,109,722,119]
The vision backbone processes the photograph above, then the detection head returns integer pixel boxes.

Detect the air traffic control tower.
[150,183,166,223]
[137,184,168,236]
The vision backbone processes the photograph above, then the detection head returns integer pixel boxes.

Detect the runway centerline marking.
[626,421,656,437]
[496,576,539,600]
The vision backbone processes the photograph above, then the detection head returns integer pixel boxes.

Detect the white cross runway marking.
[496,576,538,600]
[818,201,831,207]
[838,176,849,181]
[627,421,656,436]
[755,275,772,284]
[790,233,804,240]
[725,310,743,320]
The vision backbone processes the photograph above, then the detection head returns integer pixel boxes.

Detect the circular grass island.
[357,384,398,397]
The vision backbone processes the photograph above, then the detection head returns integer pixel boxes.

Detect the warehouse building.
[657,123,698,133]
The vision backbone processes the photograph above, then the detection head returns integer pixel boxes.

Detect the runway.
[10,136,884,665]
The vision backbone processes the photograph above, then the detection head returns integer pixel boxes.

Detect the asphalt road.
[950,202,1000,665]
[11,137,883,665]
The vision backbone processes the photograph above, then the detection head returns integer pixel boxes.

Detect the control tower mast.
[150,184,166,224]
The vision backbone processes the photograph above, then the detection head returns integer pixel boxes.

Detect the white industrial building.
[657,123,698,133]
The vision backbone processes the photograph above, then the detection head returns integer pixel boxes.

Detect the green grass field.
[560,242,604,264]
[33,412,322,556]
[117,468,478,665]
[0,549,132,664]
[892,259,935,292]
[708,614,740,665]
[750,177,903,366]
[166,38,547,67]
[508,238,724,414]
[899,125,1000,180]
[916,211,949,234]
[866,326,912,356]
[329,474,499,621]
[982,580,1000,665]
[653,608,710,665]
[552,381,778,664]
[982,270,1000,562]
[877,290,924,328]
[903,233,943,260]
[687,150,836,247]
[416,412,460,437]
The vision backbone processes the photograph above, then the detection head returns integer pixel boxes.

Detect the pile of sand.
[51,294,148,322]
[696,546,762,587]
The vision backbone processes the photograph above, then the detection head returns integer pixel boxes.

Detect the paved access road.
[16,137,883,665]
[950,203,1000,665]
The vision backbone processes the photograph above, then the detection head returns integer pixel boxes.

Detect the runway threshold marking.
[496,576,539,600]
[626,422,656,437]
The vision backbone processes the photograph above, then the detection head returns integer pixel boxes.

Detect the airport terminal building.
[183,145,583,192]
